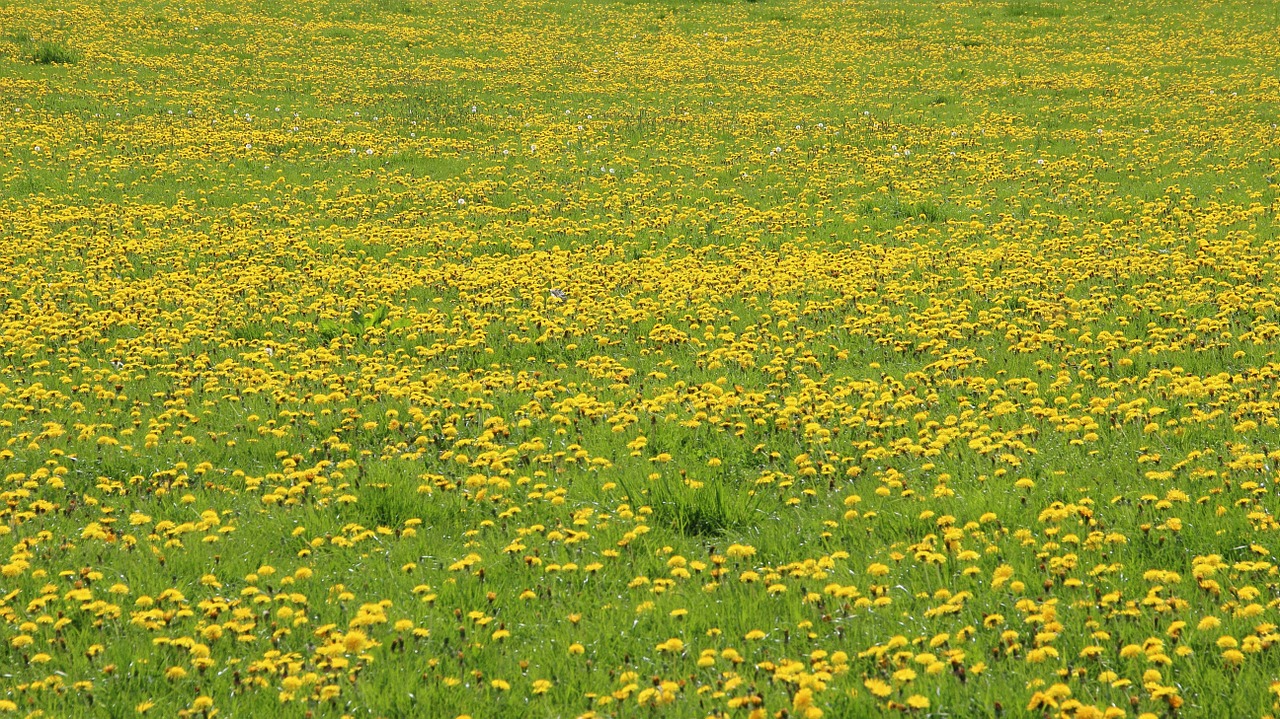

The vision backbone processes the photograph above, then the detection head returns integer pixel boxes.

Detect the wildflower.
[906,695,930,710]
[656,638,684,653]
[865,678,891,697]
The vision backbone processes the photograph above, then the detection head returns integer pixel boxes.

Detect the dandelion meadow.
[1,0,1280,716]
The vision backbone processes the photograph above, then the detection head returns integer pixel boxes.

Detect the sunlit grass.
[0,0,1278,716]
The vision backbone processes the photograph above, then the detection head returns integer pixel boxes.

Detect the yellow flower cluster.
[0,0,1279,716]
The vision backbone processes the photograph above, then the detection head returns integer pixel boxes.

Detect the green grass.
[6,31,75,64]
[28,40,73,64]
[0,0,1278,716]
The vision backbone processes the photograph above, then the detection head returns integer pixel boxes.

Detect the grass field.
[2,0,1280,716]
